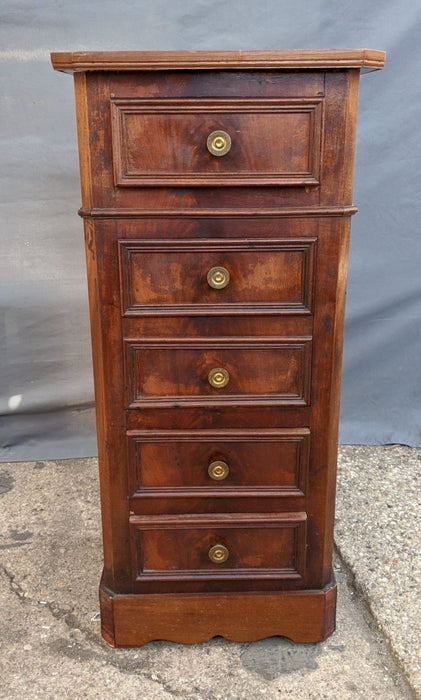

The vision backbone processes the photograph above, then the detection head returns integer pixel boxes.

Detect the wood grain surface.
[52,49,384,645]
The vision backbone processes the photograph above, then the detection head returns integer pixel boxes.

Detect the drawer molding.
[119,237,316,316]
[130,512,307,582]
[127,428,310,498]
[124,337,312,408]
[111,97,323,187]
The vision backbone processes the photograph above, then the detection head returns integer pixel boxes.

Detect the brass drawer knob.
[208,460,229,481]
[207,130,232,156]
[208,367,230,389]
[208,543,229,564]
[207,266,230,289]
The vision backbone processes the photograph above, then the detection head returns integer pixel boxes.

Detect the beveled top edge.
[50,49,385,73]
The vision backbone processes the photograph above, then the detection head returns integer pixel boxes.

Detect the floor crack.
[0,563,29,601]
[0,563,77,626]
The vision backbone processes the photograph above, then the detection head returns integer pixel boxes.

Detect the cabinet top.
[51,49,385,74]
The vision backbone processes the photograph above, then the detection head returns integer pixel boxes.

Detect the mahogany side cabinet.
[51,50,385,646]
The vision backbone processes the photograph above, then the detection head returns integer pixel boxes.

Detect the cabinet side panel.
[321,70,360,206]
[306,216,352,586]
[74,72,133,591]
[319,217,351,579]
[73,73,93,209]
[83,218,132,591]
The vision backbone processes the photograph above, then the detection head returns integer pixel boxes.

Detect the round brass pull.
[207,266,230,290]
[207,130,232,156]
[208,460,229,481]
[208,543,229,564]
[208,367,230,389]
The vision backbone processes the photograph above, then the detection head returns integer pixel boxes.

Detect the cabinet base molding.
[99,575,337,647]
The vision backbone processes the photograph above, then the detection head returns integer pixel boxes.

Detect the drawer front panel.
[130,513,306,581]
[119,238,315,315]
[125,339,311,407]
[127,429,309,495]
[111,98,323,187]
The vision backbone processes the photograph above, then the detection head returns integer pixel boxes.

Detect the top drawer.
[111,98,323,188]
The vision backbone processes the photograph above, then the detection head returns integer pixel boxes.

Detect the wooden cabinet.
[51,49,385,646]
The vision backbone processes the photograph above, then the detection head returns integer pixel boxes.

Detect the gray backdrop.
[1,1,420,461]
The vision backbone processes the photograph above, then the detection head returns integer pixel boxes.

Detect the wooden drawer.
[111,97,323,188]
[119,238,315,316]
[127,429,309,497]
[124,338,311,408]
[130,513,307,581]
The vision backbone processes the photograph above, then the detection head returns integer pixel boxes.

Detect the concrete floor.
[0,445,419,699]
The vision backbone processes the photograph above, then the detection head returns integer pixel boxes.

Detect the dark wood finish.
[51,48,385,72]
[52,49,384,646]
[111,97,323,187]
[124,338,311,407]
[99,574,337,646]
[119,238,315,315]
[130,512,307,583]
[127,428,309,493]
